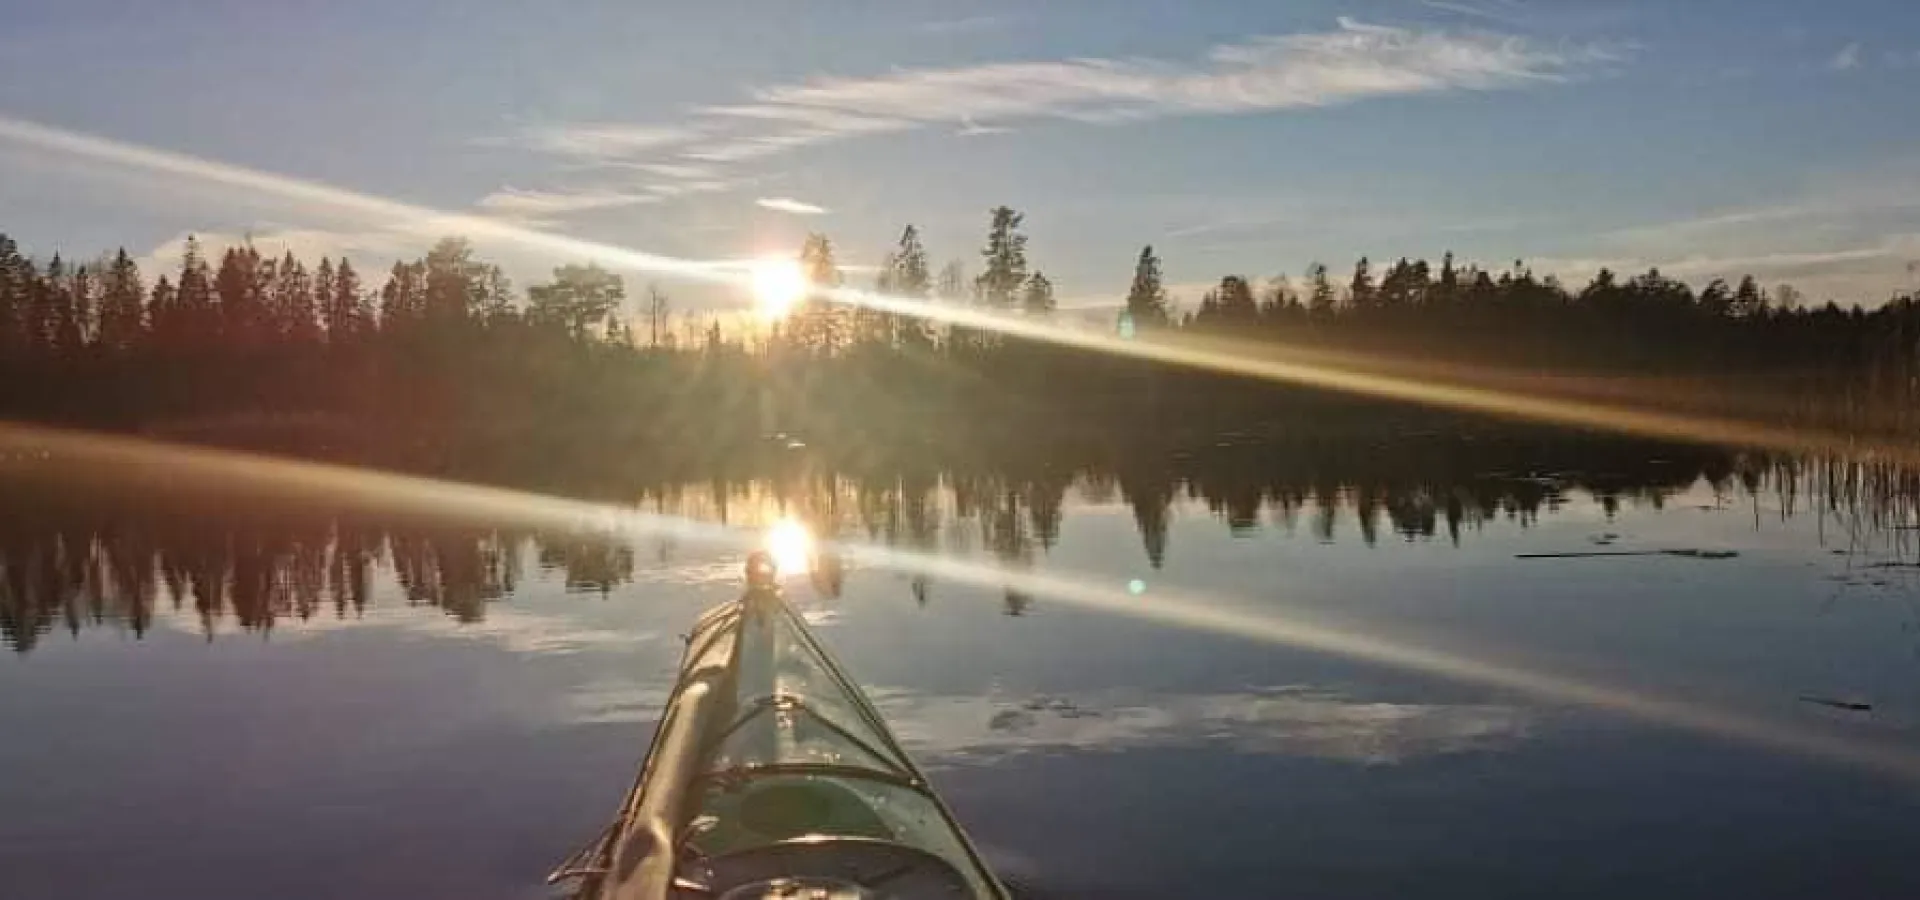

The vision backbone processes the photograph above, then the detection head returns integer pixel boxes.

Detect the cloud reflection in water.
[875,686,1531,767]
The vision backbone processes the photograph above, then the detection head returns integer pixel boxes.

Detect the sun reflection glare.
[764,517,813,575]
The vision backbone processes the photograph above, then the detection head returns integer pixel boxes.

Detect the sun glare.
[764,517,814,575]
[751,258,808,321]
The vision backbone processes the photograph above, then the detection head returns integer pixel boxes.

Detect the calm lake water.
[4,441,1920,899]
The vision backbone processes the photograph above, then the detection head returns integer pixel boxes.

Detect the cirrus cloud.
[499,18,1619,173]
[475,185,662,217]
[755,196,829,215]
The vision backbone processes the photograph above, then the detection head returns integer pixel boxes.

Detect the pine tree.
[1349,257,1376,311]
[1732,275,1766,319]
[1578,268,1620,312]
[215,246,262,348]
[345,261,374,334]
[277,252,318,343]
[312,258,337,338]
[174,236,217,346]
[475,265,515,325]
[59,263,93,352]
[1196,288,1221,322]
[528,264,624,340]
[974,206,1028,310]
[328,259,367,342]
[886,225,933,347]
[891,225,931,297]
[0,234,26,357]
[789,233,844,355]
[380,260,426,331]
[1378,258,1420,310]
[1022,272,1055,316]
[27,254,66,354]
[98,249,146,353]
[1306,263,1336,317]
[1436,252,1459,308]
[1124,245,1170,328]
[1216,275,1257,323]
[423,237,486,324]
[147,276,178,347]
[1261,275,1300,320]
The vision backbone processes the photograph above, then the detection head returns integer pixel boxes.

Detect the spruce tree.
[0,235,25,357]
[98,249,146,352]
[790,234,843,355]
[174,236,216,346]
[974,206,1028,310]
[58,262,92,352]
[28,254,65,354]
[1306,263,1336,317]
[888,225,933,347]
[215,246,261,347]
[1349,257,1376,311]
[148,276,178,347]
[1022,272,1055,315]
[1124,245,1170,327]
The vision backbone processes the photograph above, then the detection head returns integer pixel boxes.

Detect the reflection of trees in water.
[9,438,1920,652]
[0,493,635,653]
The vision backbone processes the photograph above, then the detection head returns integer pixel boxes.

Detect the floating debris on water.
[1515,548,1740,561]
[1799,696,1874,713]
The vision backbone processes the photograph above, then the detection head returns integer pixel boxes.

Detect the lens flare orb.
[764,517,814,575]
[752,258,808,321]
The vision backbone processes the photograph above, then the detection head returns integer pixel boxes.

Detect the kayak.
[551,551,1011,900]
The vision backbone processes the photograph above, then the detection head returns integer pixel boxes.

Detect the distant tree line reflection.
[6,438,1916,654]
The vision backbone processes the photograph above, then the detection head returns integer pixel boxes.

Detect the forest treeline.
[3,206,1919,471]
[5,437,1913,654]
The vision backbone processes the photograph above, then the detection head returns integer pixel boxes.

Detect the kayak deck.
[556,561,1008,899]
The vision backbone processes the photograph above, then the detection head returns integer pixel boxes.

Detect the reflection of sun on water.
[763,518,813,575]
[751,258,808,321]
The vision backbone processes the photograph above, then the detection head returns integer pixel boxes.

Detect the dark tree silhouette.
[0,219,1917,478]
[1124,245,1170,329]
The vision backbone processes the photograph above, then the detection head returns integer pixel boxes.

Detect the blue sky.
[3,0,1919,314]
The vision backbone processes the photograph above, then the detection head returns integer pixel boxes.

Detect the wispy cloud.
[496,123,702,161]
[507,18,1615,173]
[957,115,1014,137]
[755,196,829,215]
[1417,0,1529,26]
[641,178,738,198]
[739,18,1607,130]
[914,14,1015,36]
[478,19,1615,224]
[475,185,661,216]
[1831,42,1862,71]
[616,161,720,180]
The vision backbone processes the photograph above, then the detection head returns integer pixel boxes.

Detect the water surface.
[3,443,1918,899]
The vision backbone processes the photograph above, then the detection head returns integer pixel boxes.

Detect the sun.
[751,258,809,321]
[763,517,814,576]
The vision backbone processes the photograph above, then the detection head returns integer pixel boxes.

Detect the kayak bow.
[552,551,1010,900]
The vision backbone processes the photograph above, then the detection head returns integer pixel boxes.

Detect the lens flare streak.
[4,422,1917,785]
[5,115,1920,784]
[4,113,1912,469]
